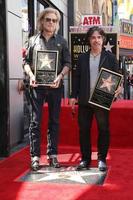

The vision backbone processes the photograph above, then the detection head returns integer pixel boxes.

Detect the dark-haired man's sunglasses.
[45,17,57,23]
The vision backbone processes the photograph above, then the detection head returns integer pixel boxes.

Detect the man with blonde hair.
[23,7,71,171]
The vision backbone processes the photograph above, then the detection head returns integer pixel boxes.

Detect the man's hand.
[30,75,38,87]
[115,85,123,97]
[50,74,63,88]
[69,98,77,110]
[24,64,38,87]
[69,98,77,117]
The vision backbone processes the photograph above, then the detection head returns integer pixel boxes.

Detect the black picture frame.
[34,50,58,86]
[89,68,123,110]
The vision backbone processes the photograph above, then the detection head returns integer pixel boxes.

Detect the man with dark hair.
[23,8,71,171]
[70,26,121,171]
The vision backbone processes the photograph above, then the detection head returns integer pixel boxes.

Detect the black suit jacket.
[71,50,119,105]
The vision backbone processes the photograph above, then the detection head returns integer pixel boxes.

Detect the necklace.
[90,52,101,60]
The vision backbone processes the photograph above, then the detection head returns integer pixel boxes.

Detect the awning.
[119,48,133,57]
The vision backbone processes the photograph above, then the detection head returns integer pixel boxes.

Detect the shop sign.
[120,19,133,36]
[119,35,133,49]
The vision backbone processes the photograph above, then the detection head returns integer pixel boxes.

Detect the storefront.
[119,19,133,61]
[119,19,133,99]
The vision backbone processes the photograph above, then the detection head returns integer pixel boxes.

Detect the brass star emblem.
[36,169,102,184]
[100,75,115,92]
[39,54,54,70]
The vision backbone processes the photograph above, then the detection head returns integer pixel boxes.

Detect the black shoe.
[98,160,107,171]
[49,157,61,168]
[31,157,40,171]
[76,160,90,171]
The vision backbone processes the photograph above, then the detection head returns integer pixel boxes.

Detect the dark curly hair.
[85,26,106,47]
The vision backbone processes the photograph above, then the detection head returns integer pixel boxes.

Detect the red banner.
[119,35,133,49]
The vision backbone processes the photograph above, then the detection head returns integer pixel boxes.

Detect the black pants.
[28,87,62,158]
[78,105,110,163]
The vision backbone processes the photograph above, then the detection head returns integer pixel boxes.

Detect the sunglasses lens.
[52,19,57,23]
[45,18,57,23]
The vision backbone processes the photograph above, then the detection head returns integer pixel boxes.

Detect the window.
[27,0,63,37]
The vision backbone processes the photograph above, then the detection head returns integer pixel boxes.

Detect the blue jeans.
[28,87,62,158]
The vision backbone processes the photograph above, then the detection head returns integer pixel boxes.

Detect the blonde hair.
[37,7,61,34]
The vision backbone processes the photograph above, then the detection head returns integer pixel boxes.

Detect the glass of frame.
[89,68,123,110]
[34,50,58,86]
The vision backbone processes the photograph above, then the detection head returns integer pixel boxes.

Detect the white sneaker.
[31,156,40,171]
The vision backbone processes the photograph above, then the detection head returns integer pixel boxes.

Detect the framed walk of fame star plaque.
[89,68,123,110]
[34,50,58,86]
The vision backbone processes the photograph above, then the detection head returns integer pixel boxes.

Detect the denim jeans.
[78,105,110,163]
[28,87,62,158]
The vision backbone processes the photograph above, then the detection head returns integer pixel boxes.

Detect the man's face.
[89,31,104,51]
[42,13,57,33]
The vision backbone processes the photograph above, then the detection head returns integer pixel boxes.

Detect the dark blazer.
[71,50,119,105]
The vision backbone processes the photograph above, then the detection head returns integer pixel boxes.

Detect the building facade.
[73,0,113,26]
[0,0,23,156]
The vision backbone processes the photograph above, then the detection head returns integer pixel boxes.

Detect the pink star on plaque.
[100,75,115,92]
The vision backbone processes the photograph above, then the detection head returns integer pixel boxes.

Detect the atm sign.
[81,15,102,26]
